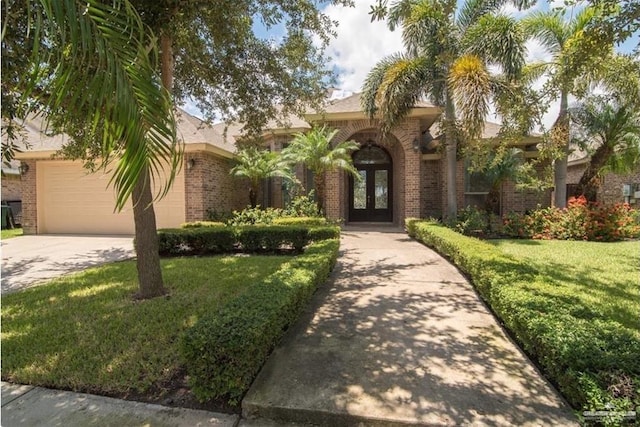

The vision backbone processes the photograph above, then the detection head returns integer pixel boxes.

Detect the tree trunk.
[574,143,614,202]
[553,91,569,208]
[485,184,501,217]
[132,166,166,299]
[314,172,325,215]
[444,92,458,220]
[249,183,258,208]
[129,30,174,299]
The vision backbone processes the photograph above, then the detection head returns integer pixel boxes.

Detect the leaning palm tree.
[282,126,359,214]
[231,147,294,208]
[6,0,179,299]
[522,7,602,208]
[570,97,640,201]
[363,0,528,219]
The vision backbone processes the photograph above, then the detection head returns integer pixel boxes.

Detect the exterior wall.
[185,152,247,222]
[326,117,422,225]
[20,159,38,234]
[567,163,640,207]
[2,174,22,201]
[421,160,441,218]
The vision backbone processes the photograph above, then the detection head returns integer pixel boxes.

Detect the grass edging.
[406,219,639,418]
[180,238,340,404]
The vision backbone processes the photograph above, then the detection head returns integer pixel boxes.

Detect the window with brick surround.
[464,161,491,209]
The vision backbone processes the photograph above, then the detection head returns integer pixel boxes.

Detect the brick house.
[567,157,640,207]
[14,93,551,235]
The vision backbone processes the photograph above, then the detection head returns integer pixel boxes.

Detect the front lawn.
[1,255,291,406]
[407,220,639,421]
[1,227,23,239]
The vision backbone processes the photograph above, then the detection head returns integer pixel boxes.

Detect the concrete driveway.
[1,235,135,294]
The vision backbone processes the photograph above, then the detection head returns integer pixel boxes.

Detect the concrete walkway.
[1,382,238,426]
[243,229,577,426]
[1,235,135,294]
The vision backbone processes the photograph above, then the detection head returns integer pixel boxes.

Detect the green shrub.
[180,239,339,404]
[158,227,235,255]
[284,192,320,217]
[272,216,327,226]
[228,206,284,226]
[205,209,233,223]
[181,221,227,228]
[307,225,341,242]
[407,220,640,414]
[501,197,640,241]
[235,225,309,253]
[445,206,490,236]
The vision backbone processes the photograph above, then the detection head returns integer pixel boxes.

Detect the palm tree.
[569,97,640,201]
[231,147,294,208]
[282,126,359,214]
[481,148,524,216]
[522,7,601,208]
[362,0,528,219]
[8,0,179,299]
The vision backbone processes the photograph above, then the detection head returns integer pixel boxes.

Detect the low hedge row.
[405,219,640,415]
[158,225,340,255]
[180,238,340,404]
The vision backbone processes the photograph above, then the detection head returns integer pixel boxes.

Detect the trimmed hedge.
[158,226,235,256]
[405,219,640,415]
[180,239,340,404]
[272,216,327,226]
[181,221,227,228]
[235,225,308,252]
[158,225,341,255]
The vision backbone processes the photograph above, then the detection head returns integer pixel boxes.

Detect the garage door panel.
[37,161,185,235]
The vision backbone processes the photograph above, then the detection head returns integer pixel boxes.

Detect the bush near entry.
[406,219,640,418]
[501,196,640,241]
[180,238,339,404]
[158,223,340,255]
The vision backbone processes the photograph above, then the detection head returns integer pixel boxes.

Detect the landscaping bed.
[406,219,639,423]
[1,238,340,411]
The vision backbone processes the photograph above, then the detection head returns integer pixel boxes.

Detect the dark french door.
[349,145,392,222]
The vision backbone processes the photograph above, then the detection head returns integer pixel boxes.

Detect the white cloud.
[322,0,403,92]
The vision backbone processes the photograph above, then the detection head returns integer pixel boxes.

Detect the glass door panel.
[353,170,367,209]
[374,170,388,209]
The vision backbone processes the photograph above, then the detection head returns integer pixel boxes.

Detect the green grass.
[490,240,639,333]
[1,227,23,239]
[1,255,291,396]
[406,220,640,419]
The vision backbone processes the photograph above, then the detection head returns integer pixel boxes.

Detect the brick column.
[20,159,38,234]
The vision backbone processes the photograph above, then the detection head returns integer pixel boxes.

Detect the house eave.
[305,107,441,122]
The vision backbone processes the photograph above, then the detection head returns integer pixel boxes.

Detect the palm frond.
[376,55,433,134]
[448,54,491,139]
[521,10,567,56]
[387,0,420,31]
[403,0,452,56]
[22,0,178,211]
[457,0,503,31]
[362,53,407,118]
[463,14,525,80]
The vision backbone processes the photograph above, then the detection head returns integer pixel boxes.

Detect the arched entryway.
[349,144,393,222]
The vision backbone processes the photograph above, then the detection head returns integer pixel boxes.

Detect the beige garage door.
[37,161,185,234]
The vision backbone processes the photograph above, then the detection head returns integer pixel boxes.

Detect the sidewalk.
[1,382,238,426]
[242,229,578,426]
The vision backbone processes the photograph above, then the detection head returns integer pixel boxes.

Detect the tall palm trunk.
[444,91,458,220]
[132,168,166,298]
[130,31,174,299]
[574,143,614,201]
[553,90,569,208]
[314,172,326,215]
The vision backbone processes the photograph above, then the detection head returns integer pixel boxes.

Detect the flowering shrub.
[502,197,640,241]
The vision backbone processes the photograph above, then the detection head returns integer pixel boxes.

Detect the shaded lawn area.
[1,227,23,239]
[490,239,639,333]
[1,255,291,407]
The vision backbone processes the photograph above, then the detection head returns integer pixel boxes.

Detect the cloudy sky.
[185,1,639,131]
[321,0,638,130]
